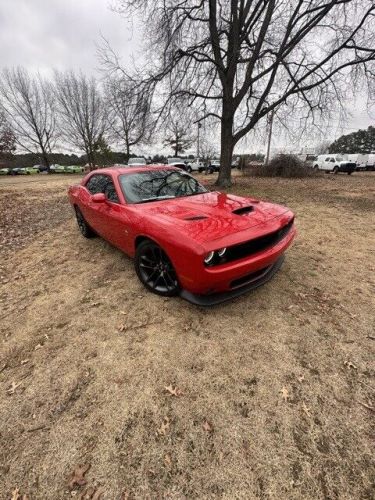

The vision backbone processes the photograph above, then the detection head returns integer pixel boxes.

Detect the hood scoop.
[232,206,254,216]
[184,215,208,221]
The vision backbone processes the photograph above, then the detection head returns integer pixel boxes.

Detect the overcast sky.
[0,0,137,76]
[0,0,373,154]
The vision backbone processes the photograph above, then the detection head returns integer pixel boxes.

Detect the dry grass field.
[0,172,374,499]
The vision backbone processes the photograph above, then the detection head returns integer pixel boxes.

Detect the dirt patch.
[0,173,374,499]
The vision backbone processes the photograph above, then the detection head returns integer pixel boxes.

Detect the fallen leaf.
[7,381,22,395]
[118,324,127,332]
[68,464,91,489]
[164,453,172,466]
[20,359,29,365]
[281,386,289,402]
[11,489,20,500]
[78,486,95,499]
[156,416,170,436]
[34,343,43,350]
[164,384,182,397]
[358,401,375,412]
[10,489,29,500]
[302,402,311,416]
[92,488,105,500]
[297,374,305,383]
[344,360,357,370]
[203,420,213,432]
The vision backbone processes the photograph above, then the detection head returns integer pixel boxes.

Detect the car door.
[84,174,132,253]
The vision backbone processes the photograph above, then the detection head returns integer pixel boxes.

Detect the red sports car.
[68,166,296,305]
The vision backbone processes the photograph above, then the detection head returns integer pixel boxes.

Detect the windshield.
[119,169,207,204]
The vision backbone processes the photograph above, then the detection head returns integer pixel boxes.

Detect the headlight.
[217,248,227,257]
[204,251,215,264]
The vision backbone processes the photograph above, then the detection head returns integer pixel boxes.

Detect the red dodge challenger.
[68,166,296,305]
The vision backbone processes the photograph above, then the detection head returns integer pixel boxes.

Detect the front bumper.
[180,255,285,306]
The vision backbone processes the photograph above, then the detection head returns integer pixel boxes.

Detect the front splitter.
[180,255,285,306]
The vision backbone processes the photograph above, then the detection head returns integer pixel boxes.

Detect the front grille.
[224,218,294,264]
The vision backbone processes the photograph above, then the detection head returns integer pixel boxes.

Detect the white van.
[343,154,368,171]
[364,153,375,171]
[313,154,356,175]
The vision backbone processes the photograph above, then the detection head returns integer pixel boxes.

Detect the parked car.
[207,160,221,173]
[128,157,147,167]
[24,166,39,174]
[14,167,29,175]
[10,168,22,175]
[364,153,375,171]
[33,164,49,173]
[167,158,192,172]
[65,165,84,174]
[296,154,317,167]
[187,160,205,172]
[50,164,67,174]
[0,168,10,175]
[68,165,296,305]
[313,154,356,174]
[342,154,368,171]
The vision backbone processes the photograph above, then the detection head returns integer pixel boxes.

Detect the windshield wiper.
[136,195,176,204]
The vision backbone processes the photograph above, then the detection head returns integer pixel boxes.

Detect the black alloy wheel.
[135,240,180,296]
[74,206,95,238]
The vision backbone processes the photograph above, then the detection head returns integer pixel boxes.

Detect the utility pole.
[197,122,202,159]
[265,109,275,165]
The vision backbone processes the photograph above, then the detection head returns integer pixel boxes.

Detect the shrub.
[249,154,318,178]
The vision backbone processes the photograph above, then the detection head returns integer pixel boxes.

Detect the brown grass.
[0,173,374,499]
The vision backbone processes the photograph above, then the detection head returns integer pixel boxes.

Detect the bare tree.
[0,67,56,170]
[107,0,375,186]
[105,77,151,158]
[54,71,107,168]
[163,109,194,156]
[0,111,16,155]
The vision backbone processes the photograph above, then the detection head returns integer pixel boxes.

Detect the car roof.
[87,164,180,176]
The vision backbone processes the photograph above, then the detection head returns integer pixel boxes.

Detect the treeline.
[0,68,201,172]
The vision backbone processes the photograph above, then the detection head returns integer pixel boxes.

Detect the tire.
[314,165,319,171]
[333,166,339,174]
[347,171,352,175]
[135,240,180,297]
[74,206,95,238]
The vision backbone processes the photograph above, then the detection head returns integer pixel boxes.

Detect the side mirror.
[92,193,106,203]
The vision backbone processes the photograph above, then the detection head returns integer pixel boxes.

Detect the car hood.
[138,191,291,245]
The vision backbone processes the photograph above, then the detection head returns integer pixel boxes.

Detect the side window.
[104,180,119,203]
[86,174,119,203]
[325,157,331,162]
[86,174,105,194]
[330,158,335,162]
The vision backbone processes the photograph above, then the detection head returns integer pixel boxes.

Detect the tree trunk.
[125,141,130,163]
[41,149,51,173]
[216,114,234,188]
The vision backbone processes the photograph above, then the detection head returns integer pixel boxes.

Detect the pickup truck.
[313,155,356,175]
